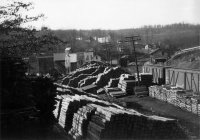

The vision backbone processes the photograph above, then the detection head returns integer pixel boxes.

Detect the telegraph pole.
[125,35,141,85]
[101,42,113,64]
[118,40,125,57]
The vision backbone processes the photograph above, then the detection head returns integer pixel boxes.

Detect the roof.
[65,47,71,51]
[149,48,160,55]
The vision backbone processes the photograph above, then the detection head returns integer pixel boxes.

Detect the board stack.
[167,88,177,105]
[97,88,106,95]
[149,85,156,98]
[149,85,200,116]
[179,92,193,111]
[58,95,73,128]
[53,92,188,139]
[104,87,126,97]
[149,85,162,99]
[185,95,193,112]
[79,76,97,88]
[86,104,186,140]
[95,67,125,88]
[140,73,153,86]
[191,96,200,115]
[134,86,148,96]
[58,95,89,132]
[118,74,136,95]
[176,91,187,109]
[160,87,168,102]
[53,95,63,121]
[68,104,96,140]
[105,78,119,88]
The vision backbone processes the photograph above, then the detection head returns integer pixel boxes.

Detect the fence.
[143,64,169,84]
[143,64,200,93]
[166,68,200,92]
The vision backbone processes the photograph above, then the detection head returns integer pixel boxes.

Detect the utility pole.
[101,42,113,65]
[125,35,141,85]
[118,40,125,56]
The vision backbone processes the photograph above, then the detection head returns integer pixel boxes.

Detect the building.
[92,55,101,62]
[28,55,54,74]
[149,48,168,64]
[84,51,94,62]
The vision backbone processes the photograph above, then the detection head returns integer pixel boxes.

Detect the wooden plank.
[169,70,174,85]
[174,71,179,86]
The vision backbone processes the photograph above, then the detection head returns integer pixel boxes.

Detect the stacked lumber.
[58,95,73,128]
[81,84,98,94]
[86,104,186,140]
[62,67,98,85]
[53,95,63,121]
[97,88,106,95]
[68,104,96,139]
[176,91,186,108]
[105,78,119,88]
[149,85,200,116]
[90,66,106,76]
[191,95,200,114]
[140,73,153,86]
[118,74,136,95]
[95,67,126,88]
[68,74,90,88]
[78,76,97,88]
[58,95,89,132]
[134,86,148,96]
[65,65,107,88]
[53,91,187,139]
[104,87,126,97]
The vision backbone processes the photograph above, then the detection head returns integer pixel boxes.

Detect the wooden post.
[184,72,187,90]
[125,35,141,85]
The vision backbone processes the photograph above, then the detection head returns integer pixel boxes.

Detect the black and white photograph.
[0,0,200,139]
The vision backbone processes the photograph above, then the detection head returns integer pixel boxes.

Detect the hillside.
[52,23,200,54]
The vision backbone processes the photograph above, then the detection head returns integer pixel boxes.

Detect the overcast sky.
[3,0,200,30]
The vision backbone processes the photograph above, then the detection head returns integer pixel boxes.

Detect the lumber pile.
[53,95,63,121]
[95,67,126,88]
[135,73,153,85]
[118,74,136,95]
[134,86,148,96]
[62,67,97,85]
[53,92,187,140]
[86,104,186,140]
[78,76,97,88]
[140,73,153,86]
[105,78,119,88]
[149,85,200,116]
[58,95,89,132]
[104,87,126,97]
[68,104,96,139]
[97,88,106,95]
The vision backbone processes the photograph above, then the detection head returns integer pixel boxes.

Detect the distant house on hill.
[149,48,168,64]
[95,36,111,43]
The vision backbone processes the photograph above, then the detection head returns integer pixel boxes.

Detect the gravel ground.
[118,95,200,139]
